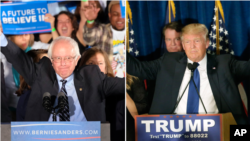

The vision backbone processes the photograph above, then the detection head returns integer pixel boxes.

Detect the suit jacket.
[1,39,125,122]
[127,52,250,124]
[0,60,11,122]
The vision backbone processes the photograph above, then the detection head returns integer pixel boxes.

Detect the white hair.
[48,36,81,59]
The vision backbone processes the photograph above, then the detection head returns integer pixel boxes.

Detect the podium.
[135,113,236,141]
[1,123,110,141]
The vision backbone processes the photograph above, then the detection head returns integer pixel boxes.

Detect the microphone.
[172,62,207,114]
[188,62,199,77]
[57,92,66,111]
[42,92,52,112]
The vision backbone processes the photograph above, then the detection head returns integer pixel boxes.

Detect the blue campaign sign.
[1,1,51,34]
[119,0,125,18]
[12,0,39,2]
[67,6,77,14]
[11,122,101,141]
[135,114,222,141]
[47,0,66,4]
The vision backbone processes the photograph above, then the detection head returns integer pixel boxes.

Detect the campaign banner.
[47,0,66,4]
[11,0,39,2]
[11,122,101,141]
[1,1,51,34]
[135,114,222,141]
[12,0,67,3]
[119,0,125,18]
[67,6,77,14]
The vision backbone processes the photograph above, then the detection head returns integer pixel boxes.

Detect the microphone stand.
[171,67,208,114]
[171,76,192,114]
[191,76,207,114]
[51,106,60,121]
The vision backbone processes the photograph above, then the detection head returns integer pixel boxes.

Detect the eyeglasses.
[51,56,76,63]
[58,20,71,24]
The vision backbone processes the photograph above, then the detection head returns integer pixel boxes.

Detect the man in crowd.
[127,23,250,124]
[1,33,124,122]
[82,1,125,78]
[162,21,183,52]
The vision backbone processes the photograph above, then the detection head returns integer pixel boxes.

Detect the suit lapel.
[73,71,87,119]
[207,54,221,111]
[171,54,187,111]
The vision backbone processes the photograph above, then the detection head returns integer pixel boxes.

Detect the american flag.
[127,14,139,57]
[161,0,176,53]
[207,1,247,114]
[207,2,234,55]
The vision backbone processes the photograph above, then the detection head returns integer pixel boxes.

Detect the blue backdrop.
[129,1,250,61]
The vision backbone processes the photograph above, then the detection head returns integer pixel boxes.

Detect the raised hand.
[44,13,55,28]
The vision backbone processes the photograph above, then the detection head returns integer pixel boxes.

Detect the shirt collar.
[187,54,207,71]
[56,73,74,84]
[110,25,126,33]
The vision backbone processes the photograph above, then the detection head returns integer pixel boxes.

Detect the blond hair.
[7,34,34,47]
[181,23,209,41]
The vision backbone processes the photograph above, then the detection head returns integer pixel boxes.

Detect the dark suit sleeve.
[230,55,250,79]
[1,39,37,87]
[94,66,125,97]
[127,51,164,80]
[0,61,11,122]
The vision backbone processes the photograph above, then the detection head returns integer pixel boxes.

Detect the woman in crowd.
[126,74,148,141]
[16,49,48,121]
[1,34,48,121]
[44,11,88,55]
[1,34,34,121]
[79,48,125,141]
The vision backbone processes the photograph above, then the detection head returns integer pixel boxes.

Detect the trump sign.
[135,114,224,141]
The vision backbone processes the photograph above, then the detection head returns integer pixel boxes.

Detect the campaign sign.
[67,6,77,14]
[12,0,39,2]
[11,122,100,141]
[1,1,51,34]
[119,0,125,18]
[135,114,222,141]
[47,0,66,4]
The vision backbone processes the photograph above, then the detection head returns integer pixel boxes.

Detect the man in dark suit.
[127,23,250,124]
[0,60,11,122]
[1,34,124,122]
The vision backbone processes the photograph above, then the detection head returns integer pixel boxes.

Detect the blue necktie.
[187,63,200,114]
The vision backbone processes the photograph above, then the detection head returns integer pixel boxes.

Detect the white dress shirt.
[174,54,219,114]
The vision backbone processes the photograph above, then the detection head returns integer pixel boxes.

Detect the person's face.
[164,29,182,52]
[57,14,74,37]
[182,33,209,62]
[108,4,125,30]
[86,53,106,74]
[51,41,79,79]
[13,34,30,50]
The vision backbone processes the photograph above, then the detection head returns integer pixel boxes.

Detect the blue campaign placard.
[11,122,101,141]
[135,114,222,141]
[1,1,51,34]
[119,0,125,18]
[67,6,77,14]
[47,0,66,4]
